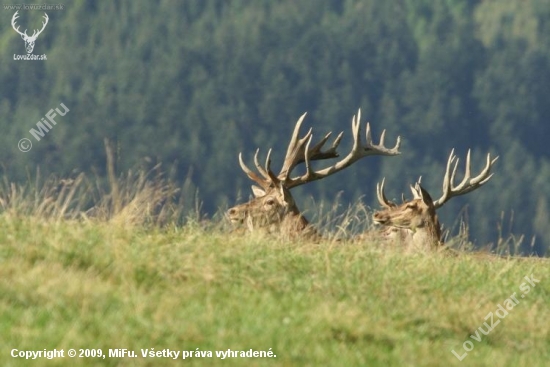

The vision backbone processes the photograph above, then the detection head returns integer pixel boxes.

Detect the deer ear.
[418,185,434,206]
[251,185,266,198]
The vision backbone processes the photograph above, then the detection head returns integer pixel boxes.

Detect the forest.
[0,0,549,255]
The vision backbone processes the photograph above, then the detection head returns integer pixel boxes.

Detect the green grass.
[1,215,549,367]
[0,155,548,366]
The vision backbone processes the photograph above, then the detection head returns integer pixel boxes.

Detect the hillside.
[0,174,548,366]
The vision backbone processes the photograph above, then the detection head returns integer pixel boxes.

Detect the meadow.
[0,168,548,367]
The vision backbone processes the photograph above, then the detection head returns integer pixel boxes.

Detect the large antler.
[433,149,498,208]
[239,110,401,190]
[282,109,401,188]
[376,149,498,210]
[238,112,343,190]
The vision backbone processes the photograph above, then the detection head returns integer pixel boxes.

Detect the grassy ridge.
[1,215,549,367]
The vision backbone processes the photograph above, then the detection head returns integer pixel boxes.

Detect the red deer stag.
[372,149,498,251]
[227,110,401,239]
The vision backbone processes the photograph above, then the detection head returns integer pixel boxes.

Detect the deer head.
[228,110,401,238]
[372,149,498,250]
[373,181,441,251]
[228,178,299,233]
[12,11,49,54]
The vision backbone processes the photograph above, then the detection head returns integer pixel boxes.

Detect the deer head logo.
[11,11,49,54]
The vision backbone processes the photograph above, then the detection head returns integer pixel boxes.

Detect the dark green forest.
[1,0,549,255]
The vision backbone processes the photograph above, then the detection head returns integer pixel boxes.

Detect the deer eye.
[265,199,276,206]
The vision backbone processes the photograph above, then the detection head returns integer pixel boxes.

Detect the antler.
[377,176,424,208]
[277,112,343,181]
[282,109,401,188]
[376,178,396,208]
[238,109,401,190]
[11,11,48,39]
[238,112,344,190]
[433,149,498,208]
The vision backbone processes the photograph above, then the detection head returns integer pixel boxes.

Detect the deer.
[372,149,498,252]
[227,110,401,240]
[11,11,49,54]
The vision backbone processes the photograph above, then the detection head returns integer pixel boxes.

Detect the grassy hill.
[1,214,549,366]
[0,165,548,367]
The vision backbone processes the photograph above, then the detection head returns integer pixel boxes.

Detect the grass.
[0,148,548,366]
[1,215,549,367]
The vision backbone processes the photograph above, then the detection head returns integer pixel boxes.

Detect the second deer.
[372,149,498,251]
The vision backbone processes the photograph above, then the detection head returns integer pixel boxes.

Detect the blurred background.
[0,0,548,255]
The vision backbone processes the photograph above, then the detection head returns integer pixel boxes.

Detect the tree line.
[0,0,548,254]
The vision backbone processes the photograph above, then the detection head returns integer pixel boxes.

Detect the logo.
[11,10,48,57]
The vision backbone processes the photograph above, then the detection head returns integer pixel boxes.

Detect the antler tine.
[434,149,499,209]
[253,148,271,181]
[263,148,281,183]
[284,112,309,158]
[365,121,372,146]
[471,152,499,185]
[306,130,344,161]
[376,178,395,208]
[450,149,472,192]
[278,113,314,181]
[438,149,457,205]
[301,133,315,182]
[474,153,499,186]
[264,148,272,174]
[379,129,386,147]
[239,152,270,190]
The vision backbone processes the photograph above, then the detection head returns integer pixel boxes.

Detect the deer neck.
[280,204,320,240]
[410,214,442,251]
[282,205,309,230]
